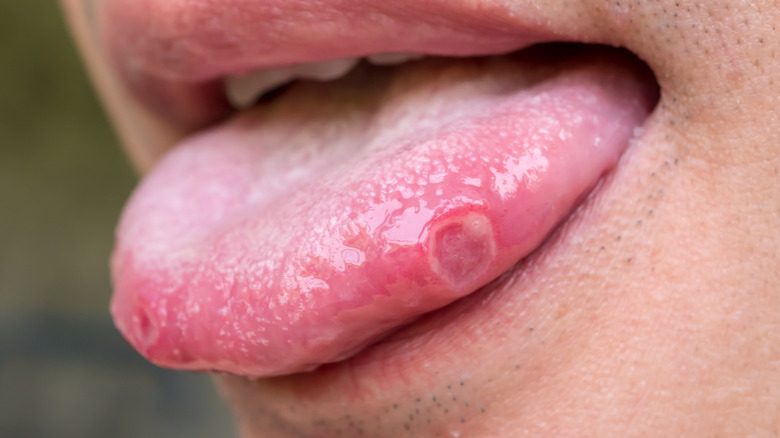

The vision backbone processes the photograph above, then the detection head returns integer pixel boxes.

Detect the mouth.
[103,1,660,379]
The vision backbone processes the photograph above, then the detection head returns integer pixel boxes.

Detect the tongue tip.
[111,289,163,359]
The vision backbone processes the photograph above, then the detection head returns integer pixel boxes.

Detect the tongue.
[111,48,657,378]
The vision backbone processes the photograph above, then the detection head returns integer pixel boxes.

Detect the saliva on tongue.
[111,47,657,378]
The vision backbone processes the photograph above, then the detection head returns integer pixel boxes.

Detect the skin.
[60,0,780,437]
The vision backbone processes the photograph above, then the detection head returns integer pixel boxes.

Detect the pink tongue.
[111,50,656,377]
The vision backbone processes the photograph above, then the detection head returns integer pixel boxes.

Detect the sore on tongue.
[111,50,656,378]
[430,213,496,289]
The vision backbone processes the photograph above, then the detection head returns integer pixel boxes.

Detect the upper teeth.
[365,52,424,66]
[224,53,423,109]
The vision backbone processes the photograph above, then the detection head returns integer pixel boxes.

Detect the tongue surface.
[111,49,656,377]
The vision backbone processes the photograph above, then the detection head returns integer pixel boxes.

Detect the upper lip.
[98,0,575,130]
[104,0,551,80]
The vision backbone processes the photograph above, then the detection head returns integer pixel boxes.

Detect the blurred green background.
[0,3,233,437]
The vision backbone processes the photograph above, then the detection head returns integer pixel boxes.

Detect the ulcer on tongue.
[111,53,655,378]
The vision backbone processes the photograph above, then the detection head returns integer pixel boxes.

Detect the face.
[60,0,780,436]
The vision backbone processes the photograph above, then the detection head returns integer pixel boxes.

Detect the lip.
[99,0,659,382]
[99,0,562,130]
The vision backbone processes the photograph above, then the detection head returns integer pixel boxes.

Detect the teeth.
[224,53,423,109]
[224,58,359,109]
[366,52,423,66]
[224,69,295,109]
[292,58,360,81]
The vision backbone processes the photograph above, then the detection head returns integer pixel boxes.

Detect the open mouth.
[102,1,660,379]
